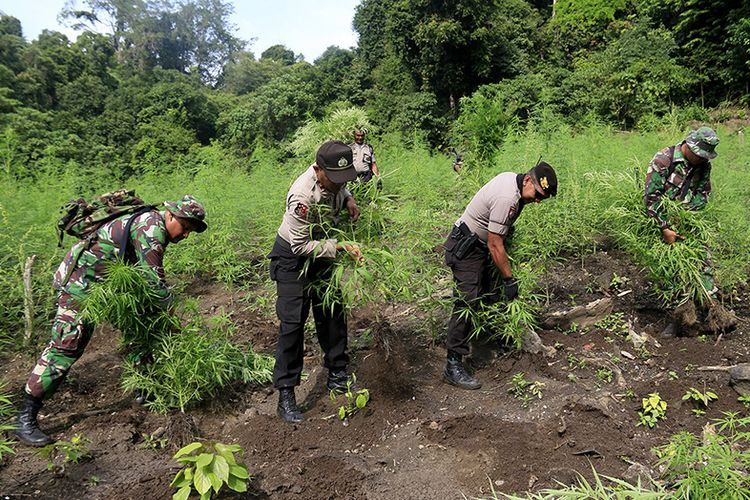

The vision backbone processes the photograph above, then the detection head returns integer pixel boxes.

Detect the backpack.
[55,189,157,289]
[57,189,154,248]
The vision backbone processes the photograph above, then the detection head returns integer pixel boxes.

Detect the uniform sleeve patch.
[294,202,309,218]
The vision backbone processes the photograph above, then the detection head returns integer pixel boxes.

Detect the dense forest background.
[1,0,749,182]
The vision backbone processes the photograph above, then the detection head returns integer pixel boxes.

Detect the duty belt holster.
[450,222,480,259]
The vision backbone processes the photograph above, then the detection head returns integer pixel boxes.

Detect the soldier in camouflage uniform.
[443,162,558,390]
[269,140,362,423]
[349,129,382,189]
[644,127,719,295]
[12,195,207,447]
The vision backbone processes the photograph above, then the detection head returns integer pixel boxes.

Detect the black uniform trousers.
[444,235,499,356]
[269,236,349,389]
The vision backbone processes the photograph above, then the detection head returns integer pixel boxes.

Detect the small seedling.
[637,393,667,428]
[171,441,250,500]
[139,433,168,451]
[330,374,370,421]
[668,370,679,380]
[596,368,613,385]
[594,312,628,336]
[609,273,629,291]
[683,387,718,409]
[738,395,750,408]
[563,322,581,335]
[567,353,587,370]
[37,434,93,474]
[508,372,545,408]
[624,388,636,400]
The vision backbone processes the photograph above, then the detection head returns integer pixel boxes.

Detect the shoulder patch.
[294,202,309,218]
[508,204,518,219]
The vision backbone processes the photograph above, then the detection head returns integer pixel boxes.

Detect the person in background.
[350,128,382,190]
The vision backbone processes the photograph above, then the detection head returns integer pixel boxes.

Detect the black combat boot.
[11,393,54,447]
[326,369,351,394]
[276,387,303,424]
[443,351,482,390]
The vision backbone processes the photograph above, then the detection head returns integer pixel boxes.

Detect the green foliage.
[82,263,273,413]
[594,312,629,336]
[508,372,545,408]
[638,393,667,428]
[682,387,718,408]
[604,173,717,306]
[655,413,750,498]
[171,441,250,499]
[330,374,371,421]
[37,434,93,473]
[0,380,17,459]
[495,467,665,499]
[289,107,375,159]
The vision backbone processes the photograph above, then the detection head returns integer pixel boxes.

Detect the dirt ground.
[1,249,749,499]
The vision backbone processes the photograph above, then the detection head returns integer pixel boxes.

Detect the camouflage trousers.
[25,293,94,400]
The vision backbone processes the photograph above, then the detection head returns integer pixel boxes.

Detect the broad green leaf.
[356,393,368,409]
[213,454,230,482]
[174,442,202,459]
[196,453,214,468]
[207,471,222,493]
[193,466,212,495]
[170,469,185,487]
[227,474,248,492]
[230,464,250,479]
[218,450,236,465]
[339,406,347,420]
[215,443,241,454]
[172,485,191,500]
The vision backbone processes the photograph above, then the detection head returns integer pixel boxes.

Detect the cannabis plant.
[81,263,274,413]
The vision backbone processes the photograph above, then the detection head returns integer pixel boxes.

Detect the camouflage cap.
[528,161,558,198]
[685,126,719,160]
[315,140,357,184]
[164,195,207,233]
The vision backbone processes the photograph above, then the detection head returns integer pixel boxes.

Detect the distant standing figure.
[349,128,382,189]
[443,162,558,390]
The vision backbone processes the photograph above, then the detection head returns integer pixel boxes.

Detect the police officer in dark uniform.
[269,141,363,423]
[443,162,558,389]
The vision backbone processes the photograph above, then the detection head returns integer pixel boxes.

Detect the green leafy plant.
[638,393,667,428]
[171,441,250,500]
[139,433,169,451]
[596,368,613,385]
[37,434,92,473]
[330,374,370,421]
[0,380,16,459]
[82,264,274,413]
[508,372,545,408]
[594,312,629,336]
[655,412,750,498]
[682,387,718,410]
[567,353,587,370]
[738,394,750,408]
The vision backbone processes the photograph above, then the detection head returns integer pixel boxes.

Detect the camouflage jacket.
[644,142,712,230]
[52,210,171,304]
